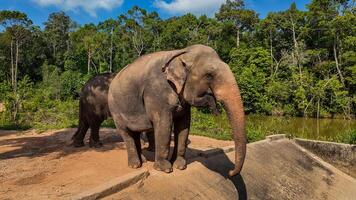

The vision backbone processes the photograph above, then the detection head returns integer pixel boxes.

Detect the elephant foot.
[141,154,147,163]
[89,139,103,148]
[154,160,172,173]
[72,140,85,148]
[173,156,187,170]
[128,157,142,169]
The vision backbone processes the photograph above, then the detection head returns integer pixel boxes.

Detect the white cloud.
[154,0,225,16]
[32,0,124,17]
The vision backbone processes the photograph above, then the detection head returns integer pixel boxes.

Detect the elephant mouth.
[198,88,214,97]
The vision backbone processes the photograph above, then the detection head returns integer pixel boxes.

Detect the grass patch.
[102,118,116,128]
[1,101,354,145]
[336,129,356,144]
[313,129,356,144]
[191,108,267,143]
[0,100,79,131]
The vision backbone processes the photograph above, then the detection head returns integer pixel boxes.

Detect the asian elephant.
[72,73,116,148]
[72,73,157,149]
[108,44,246,176]
[72,72,219,149]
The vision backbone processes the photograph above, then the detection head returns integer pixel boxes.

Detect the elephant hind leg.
[118,128,142,169]
[145,131,155,152]
[72,120,89,147]
[133,132,148,163]
[89,122,103,148]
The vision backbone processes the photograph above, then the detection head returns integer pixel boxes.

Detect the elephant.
[72,72,219,149]
[108,44,246,176]
[72,73,156,149]
[72,73,116,148]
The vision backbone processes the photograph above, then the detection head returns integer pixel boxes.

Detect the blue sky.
[0,0,310,27]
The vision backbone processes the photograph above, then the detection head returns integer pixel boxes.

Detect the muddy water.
[247,115,356,139]
[212,114,356,140]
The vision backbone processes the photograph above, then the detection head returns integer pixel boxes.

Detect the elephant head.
[162,45,246,176]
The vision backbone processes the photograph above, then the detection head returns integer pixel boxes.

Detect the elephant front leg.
[118,128,142,169]
[172,108,191,170]
[152,112,173,173]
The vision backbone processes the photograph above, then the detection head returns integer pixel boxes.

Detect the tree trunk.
[269,29,274,76]
[290,18,305,115]
[333,36,345,86]
[10,40,14,88]
[317,97,320,119]
[291,20,301,80]
[14,40,19,92]
[236,27,240,48]
[91,59,98,74]
[132,28,144,57]
[12,99,18,122]
[110,28,113,73]
[87,48,91,74]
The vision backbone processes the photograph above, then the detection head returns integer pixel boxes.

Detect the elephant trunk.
[212,62,247,177]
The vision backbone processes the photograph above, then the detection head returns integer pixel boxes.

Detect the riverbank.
[1,107,355,144]
[190,109,356,144]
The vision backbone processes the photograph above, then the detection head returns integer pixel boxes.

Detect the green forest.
[0,0,355,142]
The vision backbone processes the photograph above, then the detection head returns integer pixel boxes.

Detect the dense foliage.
[0,1,355,139]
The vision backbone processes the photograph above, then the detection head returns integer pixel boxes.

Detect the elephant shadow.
[188,147,247,200]
[0,128,123,160]
[142,146,247,200]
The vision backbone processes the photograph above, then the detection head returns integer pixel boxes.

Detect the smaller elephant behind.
[72,73,116,148]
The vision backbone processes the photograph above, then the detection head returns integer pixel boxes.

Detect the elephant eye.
[205,73,214,81]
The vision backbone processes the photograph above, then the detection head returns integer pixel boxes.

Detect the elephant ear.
[162,51,188,94]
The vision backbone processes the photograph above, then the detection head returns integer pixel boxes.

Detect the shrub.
[191,108,266,142]
[335,129,356,144]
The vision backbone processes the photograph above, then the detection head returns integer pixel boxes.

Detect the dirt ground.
[0,128,233,200]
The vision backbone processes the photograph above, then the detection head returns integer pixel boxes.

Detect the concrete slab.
[72,170,149,200]
[295,138,356,178]
[104,162,239,200]
[106,138,356,200]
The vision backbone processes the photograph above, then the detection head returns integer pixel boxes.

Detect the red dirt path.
[0,128,232,200]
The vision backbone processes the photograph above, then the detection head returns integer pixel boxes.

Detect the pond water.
[191,108,356,143]
[246,115,356,140]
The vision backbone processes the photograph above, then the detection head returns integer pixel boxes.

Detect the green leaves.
[216,0,258,31]
[229,46,271,114]
[44,11,74,68]
[0,10,32,28]
[1,1,356,130]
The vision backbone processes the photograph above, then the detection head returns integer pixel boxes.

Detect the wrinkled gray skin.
[72,73,219,149]
[72,73,116,148]
[72,73,156,149]
[108,44,246,176]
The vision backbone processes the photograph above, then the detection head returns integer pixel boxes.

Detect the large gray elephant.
[72,73,156,149]
[108,44,246,176]
[72,73,218,149]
